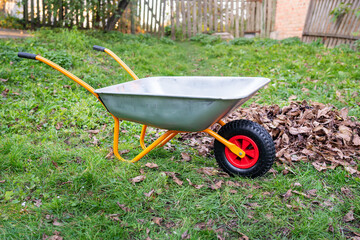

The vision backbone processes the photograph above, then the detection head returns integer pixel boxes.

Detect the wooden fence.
[140,0,276,38]
[302,0,360,48]
[21,0,276,38]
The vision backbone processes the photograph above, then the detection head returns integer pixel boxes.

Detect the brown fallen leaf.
[181,152,191,162]
[55,122,63,130]
[131,175,146,183]
[239,233,250,240]
[164,172,183,186]
[91,136,99,145]
[197,167,218,176]
[107,214,121,222]
[0,78,8,82]
[152,217,163,226]
[307,189,317,196]
[52,218,63,226]
[1,88,9,97]
[0,180,5,183]
[229,189,238,194]
[52,161,58,168]
[282,189,292,200]
[86,129,100,134]
[292,190,310,198]
[105,149,114,159]
[210,180,223,190]
[34,199,42,207]
[173,176,183,186]
[145,163,158,169]
[117,202,131,212]
[353,134,360,146]
[45,231,63,240]
[343,209,355,222]
[144,189,155,197]
[119,149,130,155]
[181,230,190,239]
[341,187,353,199]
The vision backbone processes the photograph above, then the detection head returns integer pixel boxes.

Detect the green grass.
[0,29,359,239]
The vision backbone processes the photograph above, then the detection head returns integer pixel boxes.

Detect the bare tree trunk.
[105,0,130,31]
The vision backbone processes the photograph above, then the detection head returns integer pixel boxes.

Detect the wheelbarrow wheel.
[214,120,275,178]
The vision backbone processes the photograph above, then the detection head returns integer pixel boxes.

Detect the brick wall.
[272,0,312,40]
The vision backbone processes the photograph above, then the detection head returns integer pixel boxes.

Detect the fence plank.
[235,0,239,37]
[192,0,196,35]
[23,0,28,25]
[224,0,228,32]
[230,0,234,34]
[209,0,213,31]
[31,0,34,29]
[176,0,180,31]
[181,0,186,37]
[240,0,244,36]
[214,0,218,32]
[266,0,272,36]
[37,0,40,25]
[42,0,45,25]
[47,0,52,26]
[219,0,223,31]
[198,0,202,33]
[162,0,166,36]
[171,0,175,39]
[204,0,208,32]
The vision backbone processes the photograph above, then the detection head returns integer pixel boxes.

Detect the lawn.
[0,29,359,239]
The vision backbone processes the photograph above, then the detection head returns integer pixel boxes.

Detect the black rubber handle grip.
[18,52,38,60]
[93,45,106,52]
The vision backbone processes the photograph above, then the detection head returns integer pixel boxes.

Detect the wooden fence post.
[171,0,175,39]
[235,0,239,37]
[30,0,34,29]
[181,0,186,38]
[23,0,28,26]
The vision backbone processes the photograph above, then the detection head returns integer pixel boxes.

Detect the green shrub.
[281,37,303,45]
[190,33,221,45]
[229,38,255,46]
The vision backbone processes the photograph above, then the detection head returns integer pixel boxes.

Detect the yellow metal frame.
[31,49,245,163]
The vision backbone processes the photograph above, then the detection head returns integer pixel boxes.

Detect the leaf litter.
[179,101,360,175]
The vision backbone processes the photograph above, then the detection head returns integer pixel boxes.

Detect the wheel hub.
[224,135,259,169]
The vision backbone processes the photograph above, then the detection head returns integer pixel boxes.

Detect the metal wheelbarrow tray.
[95,76,269,132]
[17,46,275,178]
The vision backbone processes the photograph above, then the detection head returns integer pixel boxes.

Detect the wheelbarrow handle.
[17,52,98,99]
[93,45,106,52]
[92,45,139,80]
[18,52,38,60]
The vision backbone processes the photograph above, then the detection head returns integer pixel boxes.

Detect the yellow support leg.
[218,120,226,126]
[139,125,147,150]
[113,116,176,163]
[203,128,246,158]
[159,132,179,147]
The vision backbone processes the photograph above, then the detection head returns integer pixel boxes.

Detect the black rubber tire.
[214,120,275,178]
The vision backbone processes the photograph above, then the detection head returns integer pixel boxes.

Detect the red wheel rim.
[225,135,259,169]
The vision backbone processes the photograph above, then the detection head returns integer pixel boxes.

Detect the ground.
[0,29,359,239]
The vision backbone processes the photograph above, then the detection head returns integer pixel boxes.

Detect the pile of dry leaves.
[179,101,360,175]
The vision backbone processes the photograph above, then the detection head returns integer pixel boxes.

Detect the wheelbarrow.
[17,46,275,178]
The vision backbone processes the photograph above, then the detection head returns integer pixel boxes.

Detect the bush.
[0,14,24,29]
[229,38,255,46]
[281,37,303,46]
[190,33,221,45]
